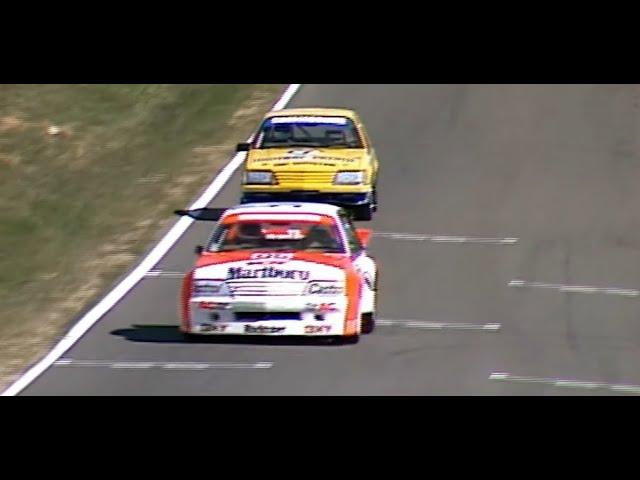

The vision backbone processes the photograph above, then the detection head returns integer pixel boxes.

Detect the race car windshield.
[209,221,346,254]
[254,116,364,149]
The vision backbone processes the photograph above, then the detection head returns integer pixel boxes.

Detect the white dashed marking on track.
[378,319,501,331]
[145,270,185,278]
[53,360,274,370]
[489,372,640,394]
[508,280,639,297]
[374,232,518,245]
[112,362,155,369]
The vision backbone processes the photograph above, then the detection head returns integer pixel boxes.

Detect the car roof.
[263,107,360,122]
[222,202,342,218]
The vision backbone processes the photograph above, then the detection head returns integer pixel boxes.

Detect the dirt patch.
[227,89,272,128]
[192,145,231,156]
[0,116,25,133]
[0,153,20,166]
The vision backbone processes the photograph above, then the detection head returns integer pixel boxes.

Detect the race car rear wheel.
[353,203,374,221]
[183,333,199,343]
[361,312,376,334]
[372,185,378,212]
[342,334,360,345]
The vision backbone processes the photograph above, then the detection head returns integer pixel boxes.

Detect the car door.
[338,210,377,292]
[357,120,378,185]
[338,210,377,316]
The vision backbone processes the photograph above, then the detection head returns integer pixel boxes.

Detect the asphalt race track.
[16,84,640,395]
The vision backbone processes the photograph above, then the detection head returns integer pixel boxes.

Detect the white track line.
[378,319,501,331]
[489,372,640,394]
[53,360,273,370]
[508,279,639,298]
[374,232,518,245]
[1,84,302,396]
[145,270,185,278]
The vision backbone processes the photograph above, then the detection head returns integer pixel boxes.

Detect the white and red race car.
[175,202,378,343]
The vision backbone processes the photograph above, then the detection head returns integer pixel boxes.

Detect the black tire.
[183,332,199,343]
[372,185,378,212]
[361,312,376,334]
[353,203,373,221]
[342,334,360,345]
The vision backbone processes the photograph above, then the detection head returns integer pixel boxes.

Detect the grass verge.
[0,84,285,390]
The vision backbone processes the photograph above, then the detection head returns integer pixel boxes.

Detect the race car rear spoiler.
[176,206,359,222]
[174,208,226,221]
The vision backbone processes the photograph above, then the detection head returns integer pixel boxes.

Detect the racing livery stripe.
[195,251,261,268]
[289,252,351,269]
[344,267,362,336]
[269,116,348,125]
[195,250,353,269]
[180,271,194,332]
[237,214,323,222]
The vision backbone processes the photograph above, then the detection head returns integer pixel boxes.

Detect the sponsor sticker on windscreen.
[237,214,322,222]
[262,228,305,240]
[270,116,348,125]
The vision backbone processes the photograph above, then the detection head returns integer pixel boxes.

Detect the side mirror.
[194,245,204,255]
[236,142,251,152]
[355,228,372,248]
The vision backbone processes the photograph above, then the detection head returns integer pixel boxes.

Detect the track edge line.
[0,84,302,396]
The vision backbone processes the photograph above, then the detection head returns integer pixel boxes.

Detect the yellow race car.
[236,108,380,221]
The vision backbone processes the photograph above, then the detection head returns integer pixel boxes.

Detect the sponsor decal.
[274,162,340,167]
[362,272,374,290]
[288,149,319,158]
[261,228,304,240]
[303,156,356,163]
[308,284,343,295]
[305,302,338,313]
[200,324,228,333]
[244,325,286,334]
[277,155,356,163]
[260,149,357,164]
[227,266,310,281]
[354,267,374,290]
[198,301,231,311]
[304,325,332,334]
[270,116,348,125]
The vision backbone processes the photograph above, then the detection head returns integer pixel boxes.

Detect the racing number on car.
[248,252,294,265]
[250,252,294,261]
